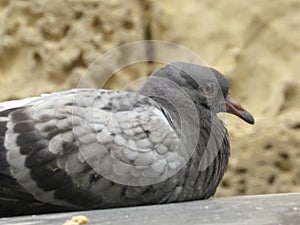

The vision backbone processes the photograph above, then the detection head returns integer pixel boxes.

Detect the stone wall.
[0,0,299,196]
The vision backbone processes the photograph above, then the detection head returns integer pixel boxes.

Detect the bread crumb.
[63,215,89,225]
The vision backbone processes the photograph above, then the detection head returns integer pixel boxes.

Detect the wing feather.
[3,89,182,209]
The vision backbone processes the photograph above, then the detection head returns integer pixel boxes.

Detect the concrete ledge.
[1,193,300,225]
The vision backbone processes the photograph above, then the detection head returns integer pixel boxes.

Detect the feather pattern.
[0,62,253,217]
[0,89,189,214]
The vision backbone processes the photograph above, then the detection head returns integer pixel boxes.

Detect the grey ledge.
[1,193,300,225]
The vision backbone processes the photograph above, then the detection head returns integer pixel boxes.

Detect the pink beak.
[225,96,255,124]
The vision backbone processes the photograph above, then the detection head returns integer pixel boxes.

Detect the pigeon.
[0,62,254,217]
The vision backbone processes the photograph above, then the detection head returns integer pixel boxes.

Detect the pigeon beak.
[225,96,255,125]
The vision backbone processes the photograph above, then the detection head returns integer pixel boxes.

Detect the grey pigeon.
[0,62,254,217]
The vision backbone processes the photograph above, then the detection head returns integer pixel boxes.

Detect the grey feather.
[0,62,254,217]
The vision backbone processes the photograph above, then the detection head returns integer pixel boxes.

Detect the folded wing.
[1,89,183,213]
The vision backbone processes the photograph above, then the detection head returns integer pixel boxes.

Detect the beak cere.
[225,96,255,125]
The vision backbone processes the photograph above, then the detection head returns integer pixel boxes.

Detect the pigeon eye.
[203,83,216,95]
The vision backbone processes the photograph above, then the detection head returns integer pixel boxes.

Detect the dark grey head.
[140,62,254,124]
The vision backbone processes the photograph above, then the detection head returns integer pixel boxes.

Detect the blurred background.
[0,0,299,197]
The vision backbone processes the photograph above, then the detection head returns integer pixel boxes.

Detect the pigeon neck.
[140,89,194,130]
[140,79,213,124]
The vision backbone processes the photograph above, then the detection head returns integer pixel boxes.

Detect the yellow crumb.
[63,215,89,225]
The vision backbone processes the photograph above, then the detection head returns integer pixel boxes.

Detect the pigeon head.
[141,62,254,124]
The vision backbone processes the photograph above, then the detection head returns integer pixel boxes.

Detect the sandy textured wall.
[0,0,299,196]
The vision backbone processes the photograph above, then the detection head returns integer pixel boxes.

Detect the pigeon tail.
[0,108,11,176]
